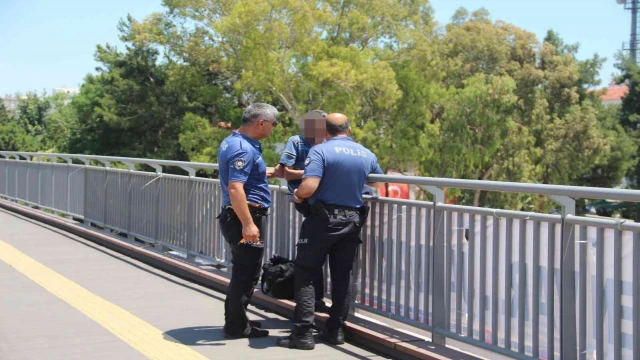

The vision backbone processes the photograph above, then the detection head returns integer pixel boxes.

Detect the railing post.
[421,185,447,345]
[24,155,30,205]
[122,161,135,240]
[182,166,197,261]
[61,156,72,216]
[99,160,111,227]
[4,155,8,198]
[13,155,19,202]
[80,159,90,222]
[49,157,56,209]
[150,165,163,244]
[278,178,289,258]
[550,195,577,360]
[36,156,42,208]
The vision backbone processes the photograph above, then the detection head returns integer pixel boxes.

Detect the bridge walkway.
[0,208,390,360]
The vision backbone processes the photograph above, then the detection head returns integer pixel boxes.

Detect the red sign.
[379,183,409,199]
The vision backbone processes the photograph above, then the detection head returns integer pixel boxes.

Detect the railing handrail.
[370,174,640,202]
[2,150,640,202]
[2,150,638,359]
[0,151,220,172]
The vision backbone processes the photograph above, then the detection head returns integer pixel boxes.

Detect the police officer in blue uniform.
[279,110,330,313]
[277,113,384,350]
[218,103,281,339]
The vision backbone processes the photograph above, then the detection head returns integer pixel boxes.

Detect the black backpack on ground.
[260,255,295,300]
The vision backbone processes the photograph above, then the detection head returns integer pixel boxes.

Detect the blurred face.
[302,118,326,145]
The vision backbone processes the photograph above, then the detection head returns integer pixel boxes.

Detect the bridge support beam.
[550,195,577,360]
[421,185,447,346]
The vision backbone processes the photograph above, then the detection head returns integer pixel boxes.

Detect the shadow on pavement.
[164,317,294,350]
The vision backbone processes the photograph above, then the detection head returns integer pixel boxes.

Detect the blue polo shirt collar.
[232,130,262,152]
[327,136,354,142]
[301,137,311,147]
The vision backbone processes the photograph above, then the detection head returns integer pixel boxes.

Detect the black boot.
[276,332,315,350]
[249,320,262,328]
[321,328,345,345]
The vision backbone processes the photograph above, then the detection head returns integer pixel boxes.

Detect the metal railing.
[1,151,640,360]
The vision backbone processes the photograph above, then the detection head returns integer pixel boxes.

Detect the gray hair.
[304,110,327,120]
[241,103,278,124]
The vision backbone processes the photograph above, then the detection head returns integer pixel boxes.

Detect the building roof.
[600,84,629,101]
[216,121,232,130]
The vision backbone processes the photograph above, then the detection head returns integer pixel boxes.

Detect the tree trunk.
[473,168,494,207]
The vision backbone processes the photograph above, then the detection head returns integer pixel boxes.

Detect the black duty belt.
[222,205,270,217]
[314,202,367,217]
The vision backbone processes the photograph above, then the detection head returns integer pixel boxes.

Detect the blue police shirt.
[279,135,311,194]
[218,131,271,208]
[303,136,383,208]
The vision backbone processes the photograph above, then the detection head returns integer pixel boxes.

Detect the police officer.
[279,110,330,313]
[218,103,281,339]
[277,113,384,350]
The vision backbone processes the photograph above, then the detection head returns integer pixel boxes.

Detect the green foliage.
[0,99,38,152]
[4,2,637,211]
[179,112,231,164]
[15,91,52,140]
[68,43,188,159]
[0,93,77,153]
[615,56,640,187]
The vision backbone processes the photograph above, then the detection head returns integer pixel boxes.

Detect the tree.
[14,91,52,142]
[576,103,636,188]
[41,93,78,153]
[179,112,233,165]
[0,99,37,152]
[615,56,640,187]
[69,43,190,159]
[35,2,633,211]
[133,0,439,122]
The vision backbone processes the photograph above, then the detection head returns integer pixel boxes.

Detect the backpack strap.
[261,276,270,294]
[261,263,272,294]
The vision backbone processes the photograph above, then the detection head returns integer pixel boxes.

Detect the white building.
[52,87,79,96]
[1,96,21,114]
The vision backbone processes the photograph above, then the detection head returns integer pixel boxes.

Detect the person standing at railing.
[217,103,282,339]
[277,113,384,350]
[278,109,331,314]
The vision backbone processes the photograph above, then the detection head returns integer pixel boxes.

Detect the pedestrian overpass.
[1,151,639,360]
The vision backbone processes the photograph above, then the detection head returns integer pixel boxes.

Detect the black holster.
[310,201,370,225]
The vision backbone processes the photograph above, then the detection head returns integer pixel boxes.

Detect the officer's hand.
[267,164,284,179]
[242,223,261,243]
[293,191,304,204]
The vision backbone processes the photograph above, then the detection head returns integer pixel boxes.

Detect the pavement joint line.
[0,239,209,360]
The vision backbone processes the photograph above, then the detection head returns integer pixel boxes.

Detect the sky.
[0,0,633,96]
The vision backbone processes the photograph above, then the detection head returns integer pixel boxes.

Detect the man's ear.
[347,127,352,136]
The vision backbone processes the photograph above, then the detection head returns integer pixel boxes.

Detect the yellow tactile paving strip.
[0,239,209,360]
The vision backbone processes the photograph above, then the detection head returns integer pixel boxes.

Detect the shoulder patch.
[221,141,228,151]
[304,157,311,166]
[234,158,246,170]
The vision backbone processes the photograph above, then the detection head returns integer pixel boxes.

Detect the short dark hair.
[241,103,278,124]
[326,118,350,136]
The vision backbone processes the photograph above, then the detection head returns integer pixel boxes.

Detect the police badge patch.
[304,157,311,166]
[234,158,246,170]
